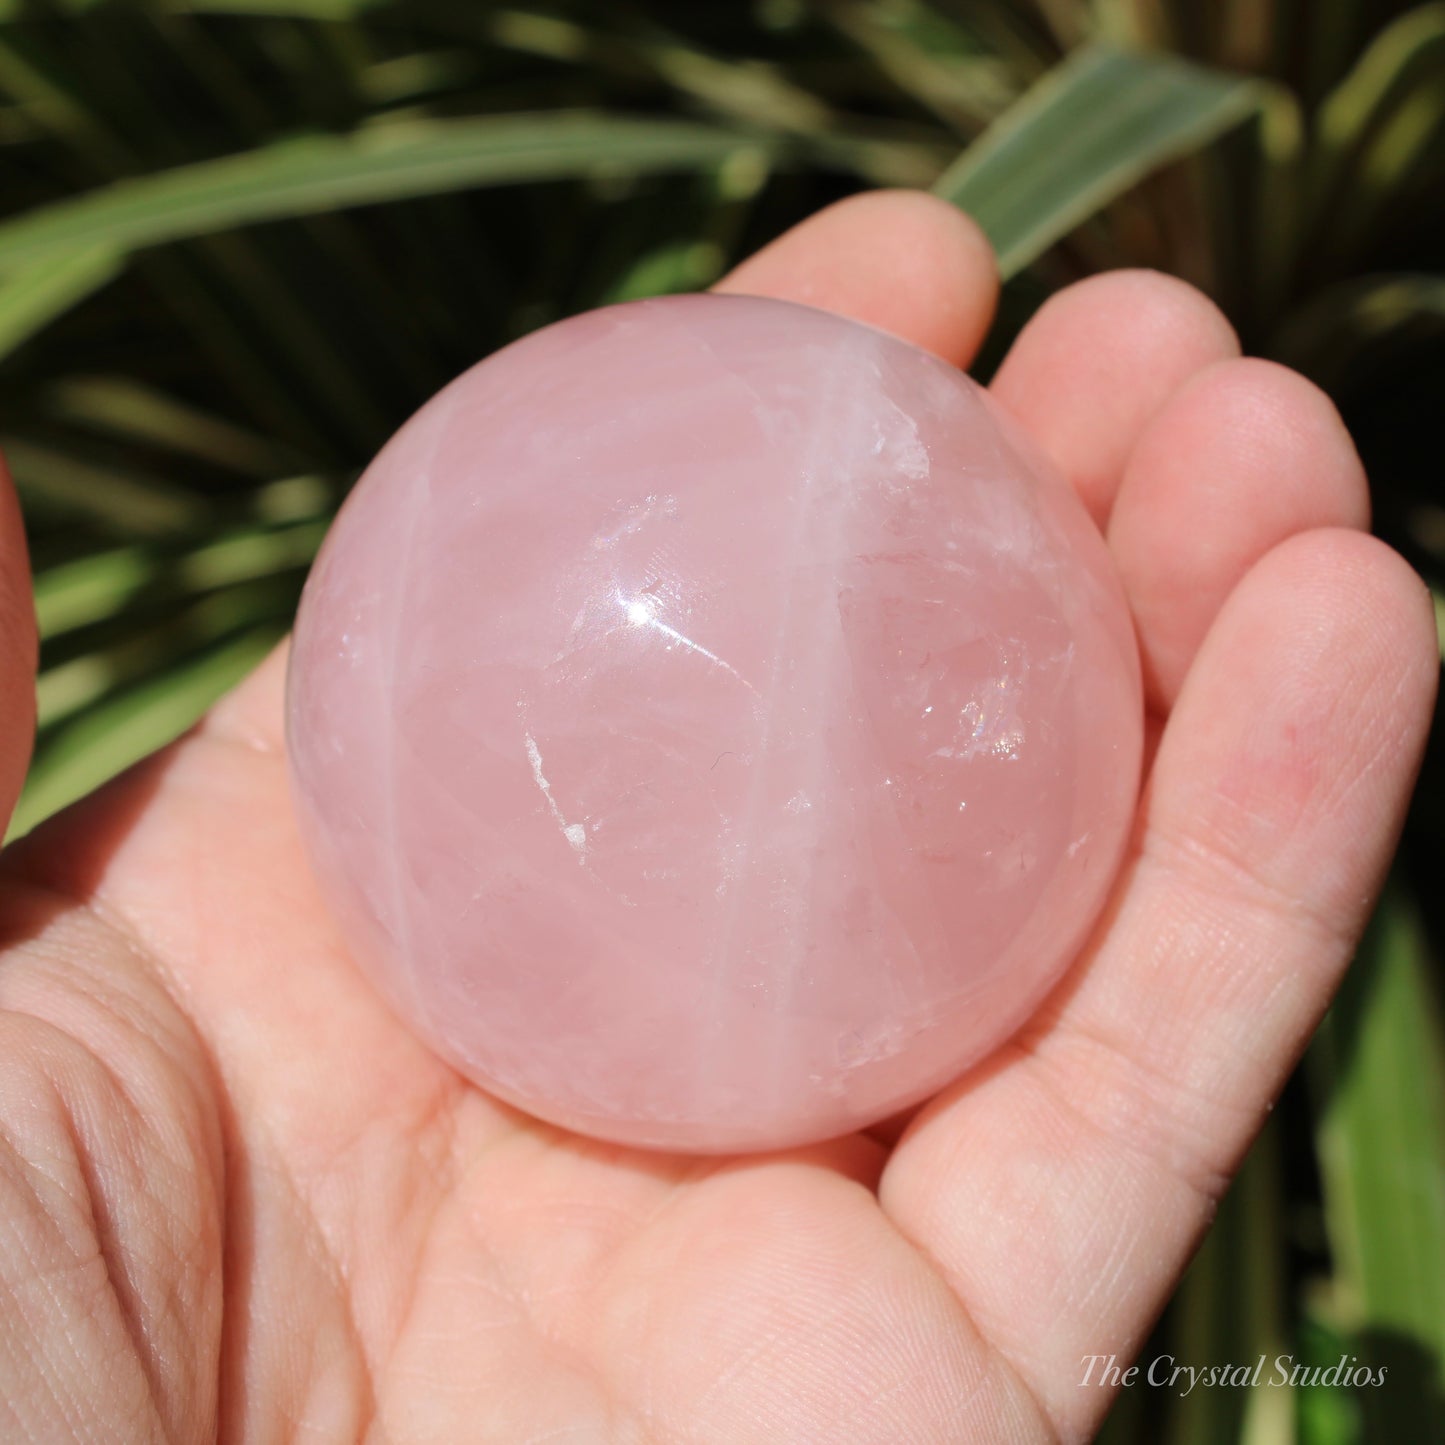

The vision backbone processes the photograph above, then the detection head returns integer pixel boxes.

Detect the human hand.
[0,192,1434,1443]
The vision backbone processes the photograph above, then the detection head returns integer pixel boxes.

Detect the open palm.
[0,193,1435,1444]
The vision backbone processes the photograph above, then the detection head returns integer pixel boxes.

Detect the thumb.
[0,452,37,834]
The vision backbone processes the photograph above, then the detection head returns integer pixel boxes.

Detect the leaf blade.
[1309,886,1445,1434]
[0,113,771,269]
[0,245,122,358]
[8,625,283,841]
[932,42,1265,277]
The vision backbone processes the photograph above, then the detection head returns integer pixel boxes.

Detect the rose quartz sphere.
[287,294,1142,1152]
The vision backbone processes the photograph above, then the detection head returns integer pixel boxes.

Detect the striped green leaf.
[8,625,282,840]
[162,0,385,15]
[1273,272,1445,389]
[1310,887,1445,1437]
[0,245,122,358]
[3,439,210,536]
[32,517,325,640]
[0,113,769,270]
[1306,6,1445,261]
[45,377,297,478]
[1316,5,1445,167]
[35,576,298,732]
[933,42,1265,277]
[33,547,157,640]
[1162,1122,1296,1445]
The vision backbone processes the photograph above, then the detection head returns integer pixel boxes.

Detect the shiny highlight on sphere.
[286,294,1143,1152]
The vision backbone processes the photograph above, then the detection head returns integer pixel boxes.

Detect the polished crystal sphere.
[286,294,1142,1152]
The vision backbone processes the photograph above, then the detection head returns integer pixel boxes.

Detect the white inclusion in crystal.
[836,1018,909,1070]
[616,589,758,696]
[871,402,930,489]
[592,492,678,551]
[523,730,587,860]
[933,671,1027,762]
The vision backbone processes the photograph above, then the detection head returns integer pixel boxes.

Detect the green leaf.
[44,376,298,478]
[1273,273,1445,389]
[33,546,158,640]
[1295,1304,1365,1445]
[932,41,1265,277]
[1164,1121,1296,1445]
[1306,6,1445,261]
[1316,5,1445,161]
[824,0,1035,132]
[0,113,770,270]
[0,245,122,358]
[31,517,325,640]
[1309,886,1445,1436]
[2,438,210,537]
[8,625,281,841]
[602,238,726,303]
[150,0,387,16]
[35,577,297,731]
[175,516,327,591]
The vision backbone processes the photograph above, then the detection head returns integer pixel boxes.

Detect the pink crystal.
[286,294,1142,1152]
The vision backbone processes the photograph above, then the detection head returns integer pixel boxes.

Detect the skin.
[0,191,1436,1444]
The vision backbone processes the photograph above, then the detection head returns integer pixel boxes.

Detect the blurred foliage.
[0,1,1440,1439]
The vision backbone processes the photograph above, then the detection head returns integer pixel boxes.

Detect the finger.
[879,528,1437,1437]
[714,189,998,367]
[0,452,36,832]
[991,270,1239,525]
[211,192,1003,751]
[1108,359,1371,713]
